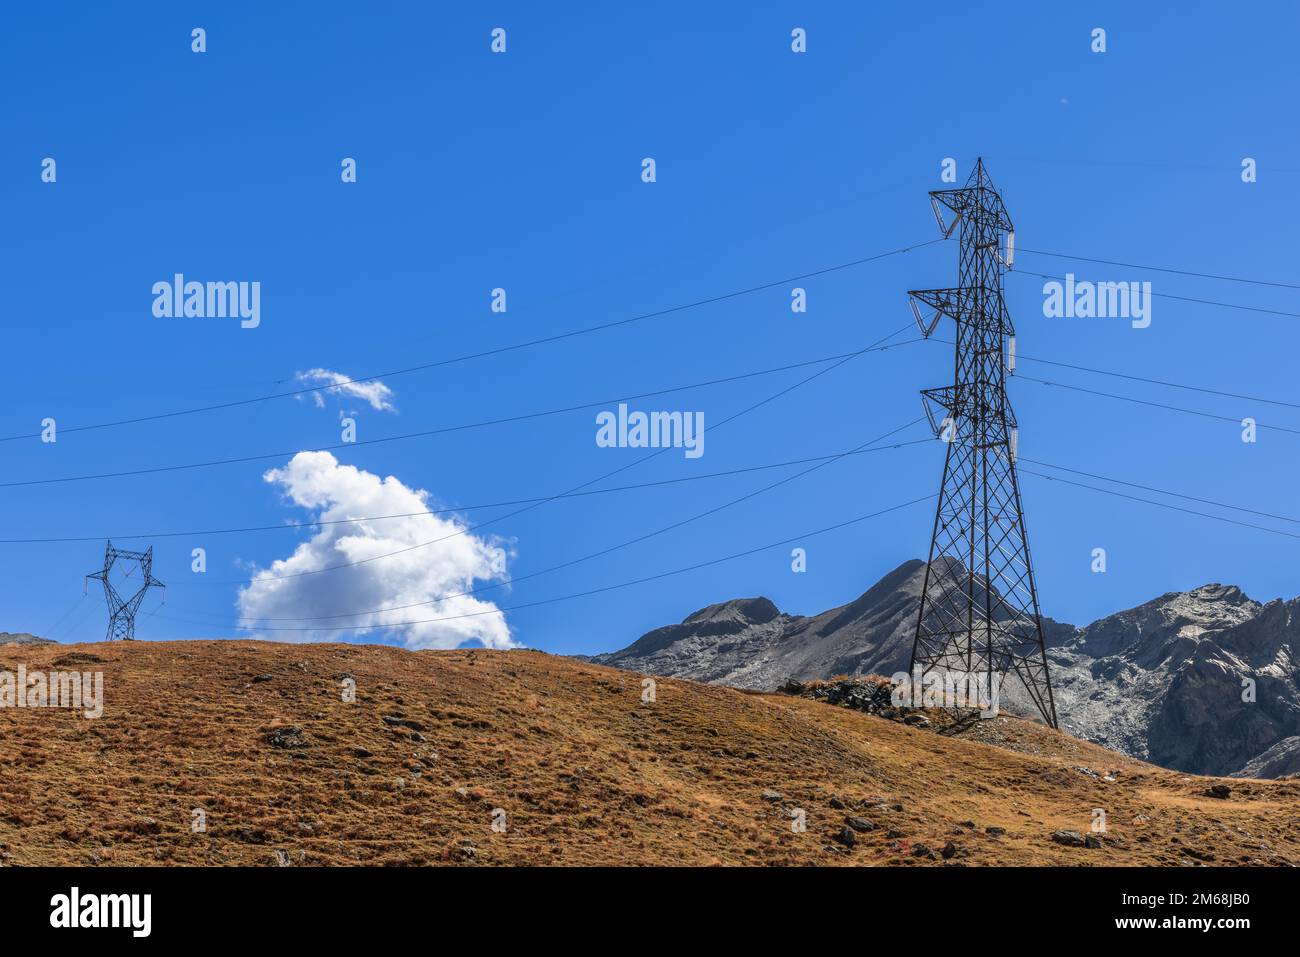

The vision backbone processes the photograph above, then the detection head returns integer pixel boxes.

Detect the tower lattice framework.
[908,158,1057,728]
[85,540,165,641]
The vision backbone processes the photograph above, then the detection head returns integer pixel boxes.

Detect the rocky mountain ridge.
[591,560,1300,779]
[0,632,52,646]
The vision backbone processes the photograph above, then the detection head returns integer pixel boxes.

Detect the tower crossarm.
[908,158,1057,729]
[83,540,165,641]
[909,286,1015,338]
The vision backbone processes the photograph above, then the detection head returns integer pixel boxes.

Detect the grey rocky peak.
[1047,584,1297,777]
[593,559,929,689]
[0,632,54,646]
[591,559,1300,780]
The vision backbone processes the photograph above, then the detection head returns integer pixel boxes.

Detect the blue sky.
[2,1,1298,652]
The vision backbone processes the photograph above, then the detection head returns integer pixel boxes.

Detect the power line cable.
[150,493,938,633]
[0,237,943,444]
[0,439,933,545]
[0,338,922,490]
[1020,456,1300,528]
[59,597,102,643]
[1019,467,1300,541]
[1014,246,1300,292]
[186,323,918,586]
[1011,269,1300,319]
[41,593,88,641]
[929,335,1300,411]
[201,418,930,623]
[22,338,1293,543]
[1012,353,1300,412]
[1016,374,1300,436]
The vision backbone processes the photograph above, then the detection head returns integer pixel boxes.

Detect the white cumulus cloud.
[296,368,397,412]
[236,451,515,649]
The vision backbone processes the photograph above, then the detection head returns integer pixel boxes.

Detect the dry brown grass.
[0,640,1296,866]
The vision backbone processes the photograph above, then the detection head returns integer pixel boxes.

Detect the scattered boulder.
[787,675,896,716]
[1051,829,1087,847]
[266,726,309,749]
[761,790,784,803]
[835,826,857,847]
[845,816,875,833]
[1204,784,1232,799]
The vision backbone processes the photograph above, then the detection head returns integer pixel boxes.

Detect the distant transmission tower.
[908,158,1058,728]
[85,541,165,641]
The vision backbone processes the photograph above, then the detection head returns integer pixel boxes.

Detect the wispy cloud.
[295,368,397,413]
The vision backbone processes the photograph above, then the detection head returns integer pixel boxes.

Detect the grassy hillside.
[1,640,1296,866]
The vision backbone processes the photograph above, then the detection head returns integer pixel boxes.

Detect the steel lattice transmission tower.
[85,541,165,641]
[907,158,1058,728]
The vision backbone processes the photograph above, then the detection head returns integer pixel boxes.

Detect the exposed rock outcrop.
[592,560,1300,779]
[0,632,54,646]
